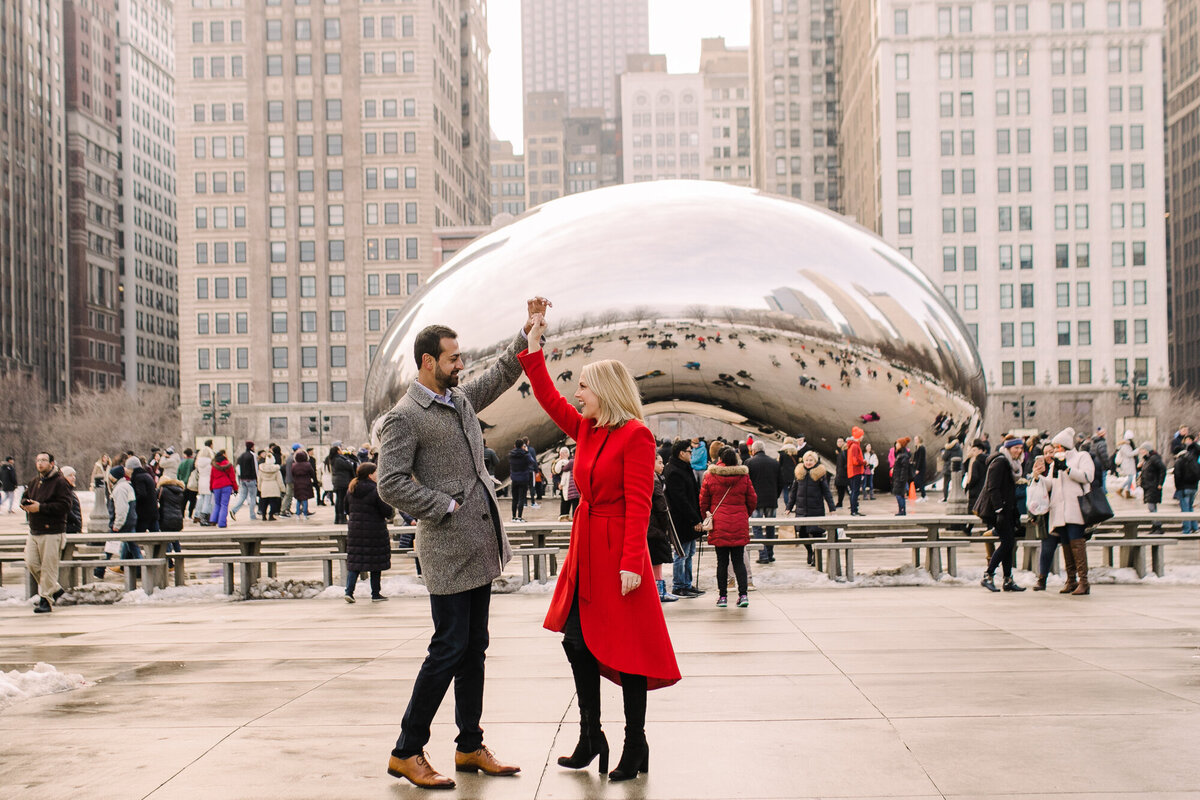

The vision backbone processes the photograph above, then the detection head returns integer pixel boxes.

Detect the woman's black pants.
[715,545,748,595]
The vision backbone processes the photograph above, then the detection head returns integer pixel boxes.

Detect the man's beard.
[434,365,460,392]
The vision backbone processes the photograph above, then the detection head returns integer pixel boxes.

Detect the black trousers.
[183,489,198,519]
[560,496,579,517]
[716,545,748,596]
[986,515,1018,578]
[333,487,348,524]
[511,481,529,519]
[394,583,491,758]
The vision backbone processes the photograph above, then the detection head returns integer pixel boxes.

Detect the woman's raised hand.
[527,312,549,352]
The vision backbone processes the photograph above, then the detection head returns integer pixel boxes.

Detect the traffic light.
[1026,400,1035,419]
[307,415,319,435]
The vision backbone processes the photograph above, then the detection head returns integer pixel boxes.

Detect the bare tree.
[46,386,181,471]
[0,373,51,472]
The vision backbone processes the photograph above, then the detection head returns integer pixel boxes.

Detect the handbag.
[700,486,733,532]
[1078,482,1114,528]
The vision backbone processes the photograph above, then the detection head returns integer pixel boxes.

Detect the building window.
[272,383,288,404]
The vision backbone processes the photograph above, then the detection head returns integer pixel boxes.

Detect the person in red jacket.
[699,448,757,608]
[846,426,866,516]
[207,450,238,528]
[520,311,680,783]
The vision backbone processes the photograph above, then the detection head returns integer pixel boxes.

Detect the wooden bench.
[1090,536,1177,578]
[0,553,26,586]
[513,547,559,585]
[49,558,169,595]
[210,553,347,599]
[812,540,968,582]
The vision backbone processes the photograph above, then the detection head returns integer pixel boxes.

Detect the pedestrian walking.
[977,438,1027,592]
[21,452,72,613]
[289,450,315,520]
[700,447,757,608]
[208,451,237,528]
[787,450,835,565]
[344,462,395,603]
[228,441,259,521]
[746,441,779,562]
[2,456,21,513]
[892,437,912,516]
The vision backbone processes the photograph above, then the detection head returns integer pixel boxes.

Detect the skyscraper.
[1167,0,1200,390]
[841,0,1168,424]
[116,0,179,394]
[521,0,649,120]
[176,0,490,446]
[749,0,841,208]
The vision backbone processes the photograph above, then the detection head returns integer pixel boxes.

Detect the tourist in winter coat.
[520,315,680,783]
[1173,440,1200,534]
[664,439,705,597]
[157,475,186,533]
[1114,432,1137,498]
[977,438,1027,592]
[911,436,927,501]
[846,427,866,514]
[344,462,395,603]
[787,450,836,565]
[746,441,780,562]
[1038,427,1095,595]
[863,443,879,499]
[21,452,73,612]
[1137,443,1167,509]
[257,455,285,520]
[964,441,988,512]
[891,438,913,516]
[699,447,757,608]
[290,450,316,520]
[158,447,181,482]
[940,439,963,501]
[554,448,581,520]
[61,467,82,534]
[207,451,238,528]
[126,457,160,533]
[834,438,849,508]
[646,455,678,602]
[193,445,214,524]
[777,440,799,507]
[328,446,358,524]
[507,440,537,521]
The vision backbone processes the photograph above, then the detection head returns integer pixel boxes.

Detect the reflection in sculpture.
[365,182,985,477]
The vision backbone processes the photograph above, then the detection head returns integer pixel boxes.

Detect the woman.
[90,454,111,489]
[977,437,1026,592]
[257,454,284,520]
[891,437,912,515]
[1038,427,1095,595]
[834,438,849,508]
[1114,431,1136,498]
[699,447,756,608]
[1031,443,1057,590]
[787,450,835,565]
[344,462,394,603]
[290,450,315,520]
[327,445,356,524]
[208,450,237,528]
[193,445,214,525]
[863,443,879,500]
[157,473,186,533]
[554,447,581,520]
[519,313,680,783]
[777,439,799,507]
[647,454,678,602]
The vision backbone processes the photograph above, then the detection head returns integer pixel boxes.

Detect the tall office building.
[116,0,178,393]
[564,112,620,194]
[525,90,565,206]
[521,0,649,119]
[1167,0,1200,390]
[177,0,489,446]
[749,0,841,208]
[65,0,124,392]
[0,2,69,401]
[701,37,752,186]
[841,0,1168,424]
[489,138,527,217]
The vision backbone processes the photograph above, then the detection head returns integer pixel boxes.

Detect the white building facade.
[620,69,704,183]
[841,0,1168,424]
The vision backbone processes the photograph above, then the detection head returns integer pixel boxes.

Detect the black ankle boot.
[1002,576,1026,592]
[609,674,649,781]
[558,640,608,773]
[981,574,999,592]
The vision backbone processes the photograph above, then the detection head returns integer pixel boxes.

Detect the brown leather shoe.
[387,752,456,789]
[454,745,521,776]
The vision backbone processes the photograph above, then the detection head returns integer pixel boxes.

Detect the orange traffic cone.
[907,482,916,500]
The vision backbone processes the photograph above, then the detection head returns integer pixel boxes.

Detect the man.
[228,441,259,521]
[664,439,705,597]
[940,439,963,502]
[328,444,357,524]
[1091,428,1109,481]
[911,435,927,502]
[376,297,549,788]
[126,457,159,533]
[1171,425,1190,456]
[21,452,73,614]
[62,467,83,534]
[280,443,300,517]
[1173,435,1200,534]
[833,437,848,508]
[746,441,780,563]
[507,439,536,521]
[689,436,708,484]
[979,432,992,455]
[177,449,197,520]
[846,427,866,515]
[482,439,499,482]
[1,455,18,513]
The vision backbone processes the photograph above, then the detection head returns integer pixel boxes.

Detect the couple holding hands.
[376,297,680,790]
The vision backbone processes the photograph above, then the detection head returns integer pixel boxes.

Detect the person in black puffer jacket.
[327,445,358,525]
[344,462,395,603]
[647,454,679,603]
[787,451,835,565]
[157,476,186,533]
[126,456,160,532]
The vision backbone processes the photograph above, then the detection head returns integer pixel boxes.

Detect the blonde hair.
[580,359,644,428]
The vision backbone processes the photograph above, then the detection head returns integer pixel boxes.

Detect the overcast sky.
[486,0,751,151]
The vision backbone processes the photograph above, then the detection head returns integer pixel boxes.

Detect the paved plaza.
[3,568,1200,799]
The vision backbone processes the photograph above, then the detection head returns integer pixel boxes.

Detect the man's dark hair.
[184,448,194,457]
[37,452,55,463]
[514,439,524,448]
[413,324,458,368]
[670,439,692,460]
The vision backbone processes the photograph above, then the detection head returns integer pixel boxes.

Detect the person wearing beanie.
[1031,427,1095,594]
[1137,442,1167,532]
[977,438,1027,592]
[125,457,159,534]
[891,437,912,516]
[846,427,866,516]
[1113,431,1138,499]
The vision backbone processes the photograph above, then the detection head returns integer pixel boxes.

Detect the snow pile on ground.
[0,587,28,607]
[317,573,431,600]
[249,578,326,600]
[119,584,233,604]
[57,583,125,605]
[0,663,90,712]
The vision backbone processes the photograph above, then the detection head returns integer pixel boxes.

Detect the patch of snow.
[119,584,233,604]
[318,573,431,600]
[248,578,326,600]
[0,663,90,712]
[515,575,558,594]
[0,587,28,607]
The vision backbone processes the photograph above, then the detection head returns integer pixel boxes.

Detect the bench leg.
[912,548,921,568]
[549,553,558,576]
[223,564,234,596]
[1133,546,1147,579]
[125,567,137,593]
[174,557,186,587]
[322,560,333,588]
[141,566,155,596]
[844,549,854,582]
[928,546,943,578]
[1120,544,1137,570]
[535,555,547,584]
[267,562,277,579]
[240,563,254,600]
[1152,545,1166,577]
[521,556,531,586]
[947,546,958,577]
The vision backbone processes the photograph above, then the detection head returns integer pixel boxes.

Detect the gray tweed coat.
[376,332,524,594]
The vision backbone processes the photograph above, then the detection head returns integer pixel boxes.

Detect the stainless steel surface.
[365,181,985,474]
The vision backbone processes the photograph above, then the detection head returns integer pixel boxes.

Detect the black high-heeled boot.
[609,674,649,782]
[557,641,609,773]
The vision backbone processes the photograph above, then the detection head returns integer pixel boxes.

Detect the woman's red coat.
[698,466,757,547]
[520,350,681,690]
